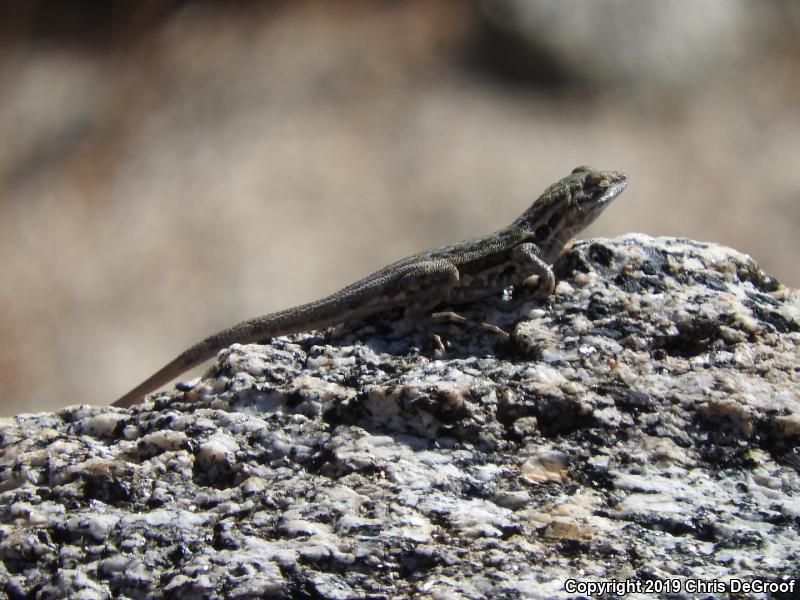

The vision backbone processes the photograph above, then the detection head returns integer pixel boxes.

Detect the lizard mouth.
[600,175,627,203]
[581,172,627,206]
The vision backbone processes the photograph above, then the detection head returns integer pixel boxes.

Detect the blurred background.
[1,0,799,415]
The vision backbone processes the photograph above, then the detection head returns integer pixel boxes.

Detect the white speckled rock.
[1,235,798,599]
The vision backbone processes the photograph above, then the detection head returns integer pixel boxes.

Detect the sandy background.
[1,1,799,414]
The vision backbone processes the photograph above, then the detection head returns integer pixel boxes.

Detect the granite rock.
[1,235,798,599]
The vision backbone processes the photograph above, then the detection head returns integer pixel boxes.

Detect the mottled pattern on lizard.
[113,166,627,407]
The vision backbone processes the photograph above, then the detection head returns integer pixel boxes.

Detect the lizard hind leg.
[397,259,460,295]
[396,258,461,318]
[394,259,462,349]
[398,259,511,348]
[429,310,510,341]
[410,310,510,357]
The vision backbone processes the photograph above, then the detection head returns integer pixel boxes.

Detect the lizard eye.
[533,224,551,241]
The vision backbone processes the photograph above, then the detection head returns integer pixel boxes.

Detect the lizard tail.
[112,275,394,408]
[112,301,351,408]
[112,353,208,408]
[112,328,235,408]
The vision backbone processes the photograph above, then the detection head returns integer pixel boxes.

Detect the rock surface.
[1,235,798,599]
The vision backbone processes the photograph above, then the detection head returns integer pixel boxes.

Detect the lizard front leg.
[512,242,556,299]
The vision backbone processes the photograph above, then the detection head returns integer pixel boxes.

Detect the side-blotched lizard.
[113,166,627,407]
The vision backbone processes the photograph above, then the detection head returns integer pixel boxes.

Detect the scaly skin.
[113,166,627,407]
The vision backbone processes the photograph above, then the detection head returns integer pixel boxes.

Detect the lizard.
[113,165,627,408]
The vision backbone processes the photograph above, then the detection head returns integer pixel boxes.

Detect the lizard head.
[515,165,627,263]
